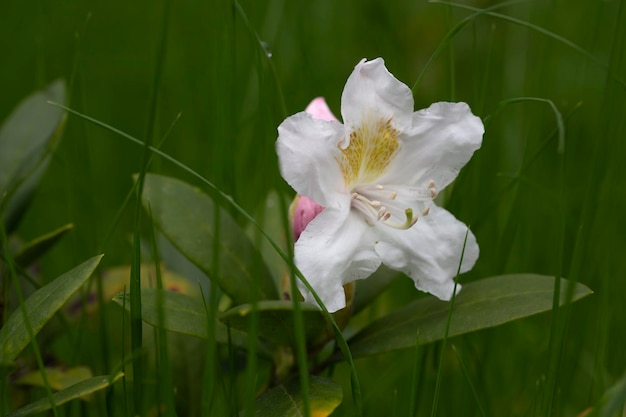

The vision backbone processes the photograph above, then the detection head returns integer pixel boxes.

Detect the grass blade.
[7,373,124,417]
[50,102,363,416]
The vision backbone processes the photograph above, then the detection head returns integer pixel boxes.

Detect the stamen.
[352,192,383,217]
[350,184,428,231]
[428,179,437,198]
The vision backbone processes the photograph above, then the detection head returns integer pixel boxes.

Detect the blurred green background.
[1,0,625,415]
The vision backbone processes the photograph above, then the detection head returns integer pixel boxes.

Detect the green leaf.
[112,289,274,358]
[0,255,103,364]
[594,368,626,417]
[13,223,74,268]
[347,274,592,358]
[0,79,66,232]
[240,375,342,417]
[141,173,278,304]
[220,300,330,347]
[16,366,93,391]
[6,372,123,417]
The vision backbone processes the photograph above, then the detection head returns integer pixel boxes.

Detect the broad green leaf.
[142,173,278,305]
[240,375,342,417]
[16,366,93,391]
[220,300,330,347]
[347,274,592,358]
[0,255,103,364]
[13,223,74,268]
[6,372,123,417]
[112,289,273,358]
[594,368,626,417]
[0,79,66,232]
[68,263,200,318]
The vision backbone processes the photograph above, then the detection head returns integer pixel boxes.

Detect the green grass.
[1,0,625,416]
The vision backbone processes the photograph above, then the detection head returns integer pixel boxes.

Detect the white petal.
[374,205,478,300]
[381,102,483,190]
[341,58,414,133]
[295,205,381,312]
[277,112,345,206]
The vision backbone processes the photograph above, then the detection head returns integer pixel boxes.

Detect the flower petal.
[295,205,381,312]
[374,205,478,300]
[305,97,338,121]
[341,58,414,133]
[381,101,483,190]
[277,112,345,206]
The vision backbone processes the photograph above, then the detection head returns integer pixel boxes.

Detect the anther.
[371,200,381,207]
[428,180,437,198]
[389,191,397,200]
[422,206,430,216]
[375,184,384,190]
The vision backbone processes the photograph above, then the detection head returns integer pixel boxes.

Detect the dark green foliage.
[1,0,624,416]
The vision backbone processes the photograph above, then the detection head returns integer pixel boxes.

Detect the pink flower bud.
[292,195,324,241]
[305,97,338,122]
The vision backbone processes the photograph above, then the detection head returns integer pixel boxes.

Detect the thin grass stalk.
[35,0,46,88]
[542,117,567,417]
[240,19,266,417]
[227,325,239,414]
[128,103,145,415]
[444,3,456,101]
[120,287,131,417]
[278,192,311,417]
[452,345,488,417]
[50,102,363,416]
[0,223,58,416]
[199,278,220,416]
[408,331,422,417]
[484,97,564,274]
[431,0,626,89]
[235,2,310,412]
[412,0,525,95]
[202,0,237,409]
[67,19,115,409]
[199,200,222,415]
[129,1,171,413]
[588,0,626,401]
[473,102,580,235]
[148,207,177,416]
[430,229,469,417]
[243,297,260,416]
[0,280,8,415]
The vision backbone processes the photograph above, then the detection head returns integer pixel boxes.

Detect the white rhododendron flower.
[277,58,484,312]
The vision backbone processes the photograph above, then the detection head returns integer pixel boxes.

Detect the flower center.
[350,182,437,230]
[337,117,399,187]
